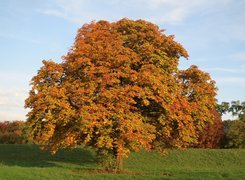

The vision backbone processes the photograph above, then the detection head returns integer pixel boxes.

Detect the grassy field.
[0,144,244,179]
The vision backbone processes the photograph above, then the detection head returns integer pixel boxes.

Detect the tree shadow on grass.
[0,144,97,168]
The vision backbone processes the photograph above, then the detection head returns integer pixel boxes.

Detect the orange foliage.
[194,111,224,148]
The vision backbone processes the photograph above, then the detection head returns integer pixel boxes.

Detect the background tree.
[222,120,245,148]
[217,100,245,148]
[25,19,218,171]
[217,100,245,121]
[218,100,245,148]
[177,65,220,148]
[229,101,245,121]
[217,102,230,116]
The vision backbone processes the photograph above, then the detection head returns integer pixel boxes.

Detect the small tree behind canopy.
[177,66,222,148]
[25,19,218,171]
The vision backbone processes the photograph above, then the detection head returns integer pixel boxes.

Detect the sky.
[0,0,245,121]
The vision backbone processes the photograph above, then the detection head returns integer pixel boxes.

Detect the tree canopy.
[25,19,218,171]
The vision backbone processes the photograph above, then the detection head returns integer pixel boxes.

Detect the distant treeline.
[0,118,244,149]
[0,121,28,144]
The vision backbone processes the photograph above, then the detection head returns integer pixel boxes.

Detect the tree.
[217,100,245,148]
[25,19,217,171]
[177,66,221,148]
[217,100,245,121]
[229,101,245,121]
[222,120,245,148]
[217,102,230,116]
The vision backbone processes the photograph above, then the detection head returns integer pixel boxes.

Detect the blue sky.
[0,0,245,120]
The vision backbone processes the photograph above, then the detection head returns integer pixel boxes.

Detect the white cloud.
[230,24,245,42]
[232,52,245,62]
[42,9,65,18]
[222,113,236,120]
[148,7,189,24]
[0,71,30,121]
[205,67,245,73]
[39,0,95,24]
[0,88,28,107]
[0,32,42,44]
[141,0,199,23]
[0,88,29,121]
[38,0,234,25]
[216,77,245,84]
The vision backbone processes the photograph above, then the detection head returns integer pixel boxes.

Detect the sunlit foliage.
[25,19,218,171]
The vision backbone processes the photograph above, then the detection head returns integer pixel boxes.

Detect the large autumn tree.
[25,19,218,171]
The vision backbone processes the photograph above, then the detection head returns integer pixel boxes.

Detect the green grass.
[0,144,244,179]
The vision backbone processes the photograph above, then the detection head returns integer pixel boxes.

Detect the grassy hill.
[0,144,244,179]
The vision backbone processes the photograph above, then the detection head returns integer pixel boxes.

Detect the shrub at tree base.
[25,19,218,171]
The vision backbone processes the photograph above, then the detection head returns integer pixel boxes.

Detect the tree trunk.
[116,154,123,172]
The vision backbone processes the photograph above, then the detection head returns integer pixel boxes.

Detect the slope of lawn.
[0,144,244,179]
